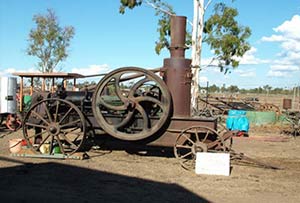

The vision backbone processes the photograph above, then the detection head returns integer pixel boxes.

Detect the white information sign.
[195,152,230,176]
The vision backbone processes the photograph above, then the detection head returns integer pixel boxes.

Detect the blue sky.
[0,0,299,89]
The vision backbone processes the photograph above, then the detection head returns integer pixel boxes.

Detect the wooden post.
[73,78,77,91]
[30,77,33,95]
[51,78,55,93]
[42,77,45,91]
[63,80,67,89]
[20,77,23,112]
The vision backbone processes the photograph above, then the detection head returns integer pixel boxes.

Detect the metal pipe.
[19,77,23,112]
[169,16,187,58]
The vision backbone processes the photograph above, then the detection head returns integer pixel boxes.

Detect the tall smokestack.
[163,16,192,117]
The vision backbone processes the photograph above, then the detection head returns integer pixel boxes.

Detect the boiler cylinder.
[163,58,192,117]
[0,77,17,114]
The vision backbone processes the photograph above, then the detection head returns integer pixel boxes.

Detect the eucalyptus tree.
[119,0,251,114]
[27,9,75,73]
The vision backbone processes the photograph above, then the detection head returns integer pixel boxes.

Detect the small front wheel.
[174,126,226,170]
[22,98,87,156]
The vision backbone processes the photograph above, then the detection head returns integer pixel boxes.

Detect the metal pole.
[19,77,23,112]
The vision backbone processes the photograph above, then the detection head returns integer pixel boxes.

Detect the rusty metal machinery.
[174,126,232,170]
[20,16,265,170]
[163,16,192,117]
[22,98,88,155]
[92,67,171,141]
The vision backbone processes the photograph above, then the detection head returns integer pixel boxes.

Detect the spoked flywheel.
[92,67,171,141]
[174,126,230,170]
[22,98,87,156]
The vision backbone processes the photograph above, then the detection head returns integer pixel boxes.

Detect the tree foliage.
[203,3,251,73]
[120,0,175,54]
[27,9,75,73]
[206,84,294,95]
[119,1,251,73]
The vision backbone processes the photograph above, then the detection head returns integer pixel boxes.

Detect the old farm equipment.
[14,16,274,170]
[281,99,300,137]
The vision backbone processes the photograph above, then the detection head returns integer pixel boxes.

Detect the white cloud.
[234,69,256,77]
[71,64,111,75]
[270,65,299,72]
[267,70,290,77]
[281,39,300,52]
[262,15,300,42]
[274,15,300,40]
[236,47,269,65]
[203,47,268,67]
[261,15,300,78]
[261,35,285,42]
[267,64,299,77]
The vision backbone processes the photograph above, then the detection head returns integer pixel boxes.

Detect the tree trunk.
[191,0,204,115]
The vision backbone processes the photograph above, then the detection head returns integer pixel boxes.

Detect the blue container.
[226,110,249,132]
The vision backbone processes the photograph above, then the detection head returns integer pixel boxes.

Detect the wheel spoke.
[114,111,134,129]
[26,129,47,139]
[128,76,150,97]
[180,158,195,170]
[194,128,200,142]
[61,126,80,133]
[60,133,79,149]
[203,130,210,142]
[176,144,193,150]
[114,74,127,102]
[182,133,195,144]
[180,151,193,159]
[135,104,149,130]
[60,119,82,128]
[59,106,74,124]
[54,100,60,122]
[25,122,47,129]
[55,137,65,154]
[61,128,83,141]
[36,133,51,150]
[44,103,53,123]
[134,96,163,109]
[181,158,194,165]
[48,134,54,155]
[98,97,127,111]
[31,110,50,125]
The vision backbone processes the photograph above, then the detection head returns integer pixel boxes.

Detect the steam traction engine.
[21,16,233,169]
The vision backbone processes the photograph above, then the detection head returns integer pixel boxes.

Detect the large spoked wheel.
[22,98,87,156]
[174,126,226,170]
[92,67,171,141]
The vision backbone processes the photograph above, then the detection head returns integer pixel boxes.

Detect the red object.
[237,131,244,137]
[21,139,27,146]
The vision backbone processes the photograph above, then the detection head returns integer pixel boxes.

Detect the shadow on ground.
[0,156,208,203]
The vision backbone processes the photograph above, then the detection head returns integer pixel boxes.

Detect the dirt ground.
[0,124,300,203]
